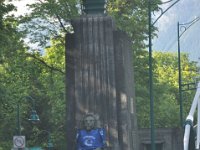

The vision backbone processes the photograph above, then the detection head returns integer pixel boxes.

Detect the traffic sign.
[13,136,26,148]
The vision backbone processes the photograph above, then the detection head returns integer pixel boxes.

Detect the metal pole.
[48,132,51,150]
[177,18,200,128]
[17,104,22,150]
[148,0,155,149]
[147,1,181,149]
[17,104,21,135]
[26,96,36,110]
[177,22,183,128]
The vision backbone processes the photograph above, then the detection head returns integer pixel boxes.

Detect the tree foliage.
[135,51,199,128]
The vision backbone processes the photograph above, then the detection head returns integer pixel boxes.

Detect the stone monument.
[65,0,139,149]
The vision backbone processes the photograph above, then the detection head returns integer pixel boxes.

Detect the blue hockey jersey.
[76,128,106,150]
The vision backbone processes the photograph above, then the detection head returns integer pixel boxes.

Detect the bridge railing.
[184,82,200,150]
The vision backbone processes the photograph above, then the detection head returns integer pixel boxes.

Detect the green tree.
[135,51,199,128]
[154,52,199,127]
[0,38,65,149]
[0,1,26,149]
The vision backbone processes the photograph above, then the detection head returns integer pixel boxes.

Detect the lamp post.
[148,1,180,150]
[25,96,40,123]
[148,1,155,150]
[177,17,200,127]
[16,104,21,136]
[15,96,40,150]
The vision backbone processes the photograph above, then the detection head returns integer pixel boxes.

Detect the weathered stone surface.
[66,15,138,150]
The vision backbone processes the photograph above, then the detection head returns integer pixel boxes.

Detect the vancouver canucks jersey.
[76,128,106,150]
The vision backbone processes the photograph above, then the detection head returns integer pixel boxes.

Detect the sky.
[152,0,200,63]
[8,0,51,50]
[9,0,35,16]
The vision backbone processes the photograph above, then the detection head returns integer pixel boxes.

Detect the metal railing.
[183,82,200,150]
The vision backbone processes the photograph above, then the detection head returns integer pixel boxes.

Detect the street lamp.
[177,17,200,127]
[15,96,40,150]
[16,96,40,135]
[148,0,179,150]
[25,96,40,123]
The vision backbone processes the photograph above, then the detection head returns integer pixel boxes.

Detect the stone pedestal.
[65,15,138,150]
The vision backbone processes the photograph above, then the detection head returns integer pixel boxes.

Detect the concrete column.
[66,15,138,150]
